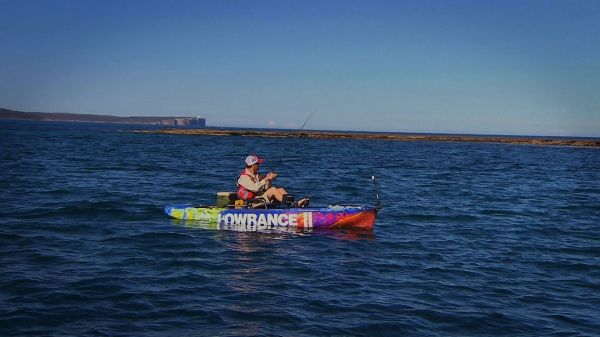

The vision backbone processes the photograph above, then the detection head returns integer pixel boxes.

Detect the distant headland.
[0,108,205,127]
[136,128,600,147]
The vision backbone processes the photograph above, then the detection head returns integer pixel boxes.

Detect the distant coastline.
[136,128,600,147]
[3,108,598,147]
[0,108,205,127]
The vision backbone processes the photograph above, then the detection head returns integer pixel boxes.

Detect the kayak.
[166,176,382,231]
[164,204,377,230]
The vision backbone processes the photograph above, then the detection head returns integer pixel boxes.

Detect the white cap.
[245,154,264,166]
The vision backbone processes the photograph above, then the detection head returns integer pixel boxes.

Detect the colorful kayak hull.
[164,204,376,230]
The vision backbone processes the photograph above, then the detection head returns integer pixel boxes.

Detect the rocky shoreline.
[0,108,205,126]
[135,128,600,147]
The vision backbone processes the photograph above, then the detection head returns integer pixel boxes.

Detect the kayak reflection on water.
[170,219,375,240]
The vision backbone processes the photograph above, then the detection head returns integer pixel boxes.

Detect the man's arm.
[238,175,268,192]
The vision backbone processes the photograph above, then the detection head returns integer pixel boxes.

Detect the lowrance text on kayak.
[218,212,313,228]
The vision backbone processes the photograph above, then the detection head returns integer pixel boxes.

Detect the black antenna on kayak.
[372,175,382,211]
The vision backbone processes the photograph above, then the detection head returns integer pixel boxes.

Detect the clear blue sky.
[1,0,598,136]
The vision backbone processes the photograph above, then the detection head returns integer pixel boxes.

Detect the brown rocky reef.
[135,128,600,147]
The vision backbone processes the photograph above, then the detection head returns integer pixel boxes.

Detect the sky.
[0,0,599,136]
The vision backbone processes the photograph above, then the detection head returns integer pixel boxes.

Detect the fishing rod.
[299,111,314,133]
[251,112,314,206]
[265,111,314,174]
[290,112,381,211]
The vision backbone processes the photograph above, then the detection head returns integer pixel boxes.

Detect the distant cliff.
[0,108,206,127]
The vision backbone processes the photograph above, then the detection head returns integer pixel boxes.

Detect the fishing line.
[265,111,314,174]
[259,112,314,205]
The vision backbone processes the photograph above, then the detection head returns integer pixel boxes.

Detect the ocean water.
[1,120,599,336]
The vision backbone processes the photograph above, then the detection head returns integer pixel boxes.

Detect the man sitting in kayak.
[237,154,308,207]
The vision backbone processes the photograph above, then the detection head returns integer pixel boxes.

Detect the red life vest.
[237,169,262,200]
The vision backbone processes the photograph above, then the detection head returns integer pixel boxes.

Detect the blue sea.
[1,120,599,336]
